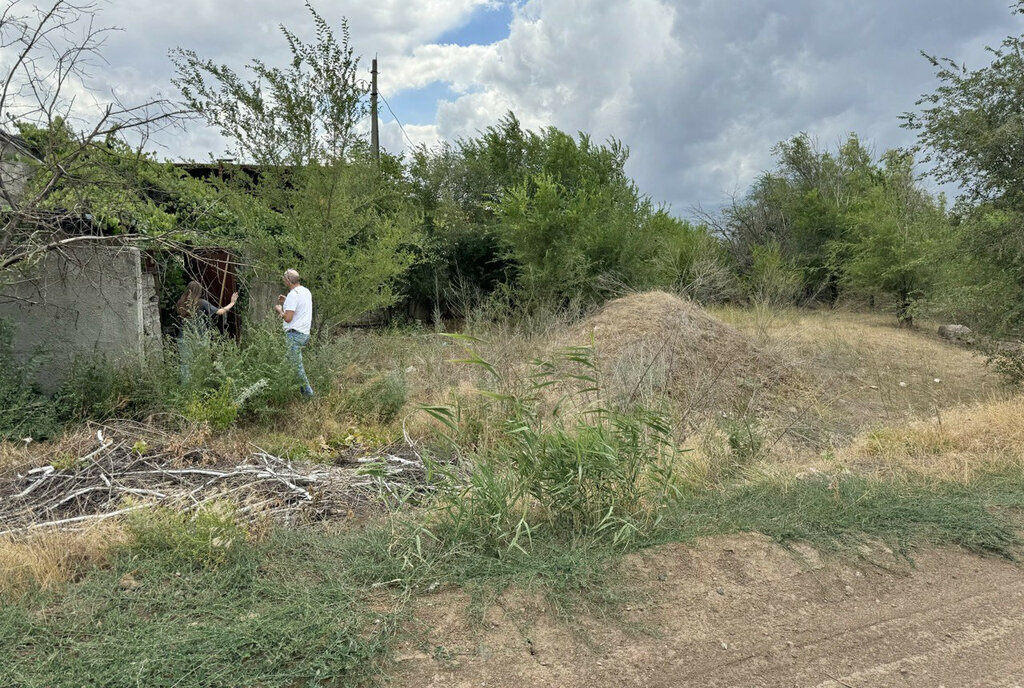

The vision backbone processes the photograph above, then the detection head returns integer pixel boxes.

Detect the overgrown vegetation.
[4,3,1024,686]
[3,462,1020,687]
[0,320,326,440]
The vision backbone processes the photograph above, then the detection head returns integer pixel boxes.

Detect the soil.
[391,535,1024,687]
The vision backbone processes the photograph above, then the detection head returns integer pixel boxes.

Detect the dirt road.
[391,535,1024,687]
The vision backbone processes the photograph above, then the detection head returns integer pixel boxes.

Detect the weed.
[123,502,249,571]
[345,372,408,424]
[181,380,239,430]
[720,414,764,466]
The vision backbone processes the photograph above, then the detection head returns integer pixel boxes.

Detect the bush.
[417,343,684,556]
[175,324,314,423]
[344,373,407,424]
[984,342,1024,387]
[123,503,249,571]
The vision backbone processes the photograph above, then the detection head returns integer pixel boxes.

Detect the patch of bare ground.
[391,535,1024,688]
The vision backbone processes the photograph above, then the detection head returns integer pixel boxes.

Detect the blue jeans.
[286,330,314,397]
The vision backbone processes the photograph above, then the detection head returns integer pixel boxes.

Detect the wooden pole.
[370,57,380,164]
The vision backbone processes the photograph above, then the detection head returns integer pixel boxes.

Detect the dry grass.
[712,307,1007,453]
[837,397,1024,481]
[0,523,125,597]
[559,292,794,425]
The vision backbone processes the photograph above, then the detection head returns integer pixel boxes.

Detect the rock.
[118,573,141,591]
[938,324,974,345]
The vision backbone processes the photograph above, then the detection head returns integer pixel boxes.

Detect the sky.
[20,0,1024,214]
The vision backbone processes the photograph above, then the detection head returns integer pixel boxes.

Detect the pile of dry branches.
[0,425,428,536]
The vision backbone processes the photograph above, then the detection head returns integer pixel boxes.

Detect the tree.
[902,1,1024,206]
[832,151,948,326]
[713,134,878,303]
[172,3,418,325]
[407,114,680,315]
[1,0,182,288]
[902,1,1024,334]
[494,127,672,307]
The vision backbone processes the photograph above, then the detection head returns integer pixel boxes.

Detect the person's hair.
[284,269,301,285]
[175,281,204,318]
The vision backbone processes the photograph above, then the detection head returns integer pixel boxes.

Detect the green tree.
[719,133,876,303]
[494,129,672,306]
[407,114,693,314]
[172,3,418,326]
[902,2,1024,206]
[832,151,949,326]
[902,2,1024,334]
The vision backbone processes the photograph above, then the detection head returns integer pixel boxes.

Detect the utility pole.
[370,57,380,165]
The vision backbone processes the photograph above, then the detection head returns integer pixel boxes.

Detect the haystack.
[564,292,792,417]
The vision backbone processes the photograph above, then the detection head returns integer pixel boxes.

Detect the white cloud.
[396,0,1024,211]
[19,0,1024,210]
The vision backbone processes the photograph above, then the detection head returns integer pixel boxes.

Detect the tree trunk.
[896,291,913,328]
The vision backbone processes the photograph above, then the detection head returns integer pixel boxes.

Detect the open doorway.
[148,248,242,341]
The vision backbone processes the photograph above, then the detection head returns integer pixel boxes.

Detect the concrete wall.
[246,273,282,326]
[0,244,162,392]
[0,138,32,210]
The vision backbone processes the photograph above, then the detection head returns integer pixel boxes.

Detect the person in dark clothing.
[175,280,238,327]
[175,281,238,380]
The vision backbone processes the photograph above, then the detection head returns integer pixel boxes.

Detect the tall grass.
[0,320,325,439]
[362,340,688,579]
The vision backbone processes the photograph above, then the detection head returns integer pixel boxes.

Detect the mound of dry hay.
[565,292,793,417]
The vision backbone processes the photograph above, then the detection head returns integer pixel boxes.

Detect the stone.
[938,324,974,345]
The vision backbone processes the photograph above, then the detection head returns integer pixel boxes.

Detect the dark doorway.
[183,248,241,340]
[147,248,242,341]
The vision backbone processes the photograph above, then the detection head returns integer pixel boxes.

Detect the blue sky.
[379,3,513,127]
[31,0,1024,213]
[436,2,514,47]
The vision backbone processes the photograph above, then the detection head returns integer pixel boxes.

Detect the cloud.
[400,0,1024,212]
[26,0,1024,211]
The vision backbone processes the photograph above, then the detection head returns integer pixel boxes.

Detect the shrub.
[173,323,315,425]
[344,373,407,424]
[123,502,249,571]
[983,342,1024,387]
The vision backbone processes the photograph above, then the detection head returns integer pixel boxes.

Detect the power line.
[378,89,417,151]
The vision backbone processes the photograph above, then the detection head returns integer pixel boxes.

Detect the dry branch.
[0,427,430,535]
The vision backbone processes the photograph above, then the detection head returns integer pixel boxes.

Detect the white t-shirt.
[282,285,313,334]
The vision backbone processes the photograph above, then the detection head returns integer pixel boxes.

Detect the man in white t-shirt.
[274,269,314,397]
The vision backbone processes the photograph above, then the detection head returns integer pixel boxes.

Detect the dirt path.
[390,535,1024,687]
